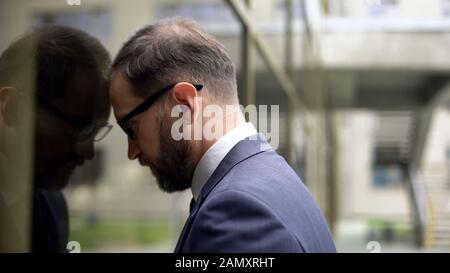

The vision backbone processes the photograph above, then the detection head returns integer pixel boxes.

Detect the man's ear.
[171,82,199,116]
[0,87,20,126]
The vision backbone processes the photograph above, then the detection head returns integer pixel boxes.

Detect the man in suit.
[109,17,336,253]
[0,25,112,252]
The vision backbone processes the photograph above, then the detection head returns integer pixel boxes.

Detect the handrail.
[407,167,427,247]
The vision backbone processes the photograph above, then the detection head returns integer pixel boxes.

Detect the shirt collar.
[191,122,258,201]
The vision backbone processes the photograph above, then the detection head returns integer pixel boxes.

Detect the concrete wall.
[336,111,411,220]
[423,108,450,166]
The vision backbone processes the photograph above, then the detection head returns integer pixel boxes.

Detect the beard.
[34,154,83,191]
[34,160,77,191]
[147,116,196,193]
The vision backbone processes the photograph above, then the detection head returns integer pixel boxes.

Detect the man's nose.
[76,141,95,161]
[128,138,141,160]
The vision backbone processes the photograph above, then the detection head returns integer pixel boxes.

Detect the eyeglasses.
[37,96,113,142]
[117,83,203,140]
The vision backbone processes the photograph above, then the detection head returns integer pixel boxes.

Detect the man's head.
[0,25,111,191]
[109,17,239,192]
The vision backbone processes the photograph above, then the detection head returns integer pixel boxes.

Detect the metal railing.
[407,167,428,247]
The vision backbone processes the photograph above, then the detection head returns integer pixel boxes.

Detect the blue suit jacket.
[32,189,69,253]
[175,134,336,253]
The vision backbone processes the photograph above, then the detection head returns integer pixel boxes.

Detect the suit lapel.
[174,133,272,253]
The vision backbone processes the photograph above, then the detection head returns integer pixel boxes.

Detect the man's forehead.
[110,71,131,94]
[109,71,142,120]
[54,67,108,118]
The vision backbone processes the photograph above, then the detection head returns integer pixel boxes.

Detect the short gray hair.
[111,17,238,104]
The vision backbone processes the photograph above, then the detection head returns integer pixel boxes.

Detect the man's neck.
[190,120,258,201]
[200,105,245,156]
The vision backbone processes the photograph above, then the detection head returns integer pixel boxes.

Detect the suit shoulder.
[214,150,308,203]
[200,150,337,253]
[189,189,304,252]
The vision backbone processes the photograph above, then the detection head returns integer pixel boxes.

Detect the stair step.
[424,179,449,181]
[429,204,450,207]
[429,206,450,210]
[423,176,450,179]
[429,200,450,205]
[428,201,450,205]
[426,244,450,250]
[427,239,450,244]
[433,217,450,220]
[425,184,450,187]
[433,224,450,227]
[432,226,450,231]
[429,234,450,240]
[434,218,450,222]
[433,227,450,231]
[432,214,450,218]
[433,221,450,225]
[434,221,450,225]
[432,206,450,210]
[427,192,450,196]
[430,214,450,218]
[426,192,450,196]
[431,205,450,209]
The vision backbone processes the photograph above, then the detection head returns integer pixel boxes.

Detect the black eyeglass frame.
[37,96,113,142]
[117,83,203,139]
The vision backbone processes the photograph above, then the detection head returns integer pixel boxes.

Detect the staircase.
[375,111,450,250]
[422,163,450,250]
[374,111,415,165]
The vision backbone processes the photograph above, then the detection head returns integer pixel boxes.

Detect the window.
[274,0,304,21]
[366,0,399,17]
[444,0,450,17]
[156,2,237,26]
[373,164,405,188]
[32,9,112,45]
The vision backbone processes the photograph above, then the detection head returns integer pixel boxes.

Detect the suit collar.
[195,133,271,209]
[191,122,258,201]
[174,133,272,252]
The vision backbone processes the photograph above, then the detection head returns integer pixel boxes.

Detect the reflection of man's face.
[34,67,110,191]
[109,72,194,193]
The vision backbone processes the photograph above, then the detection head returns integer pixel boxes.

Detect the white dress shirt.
[191,122,258,201]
